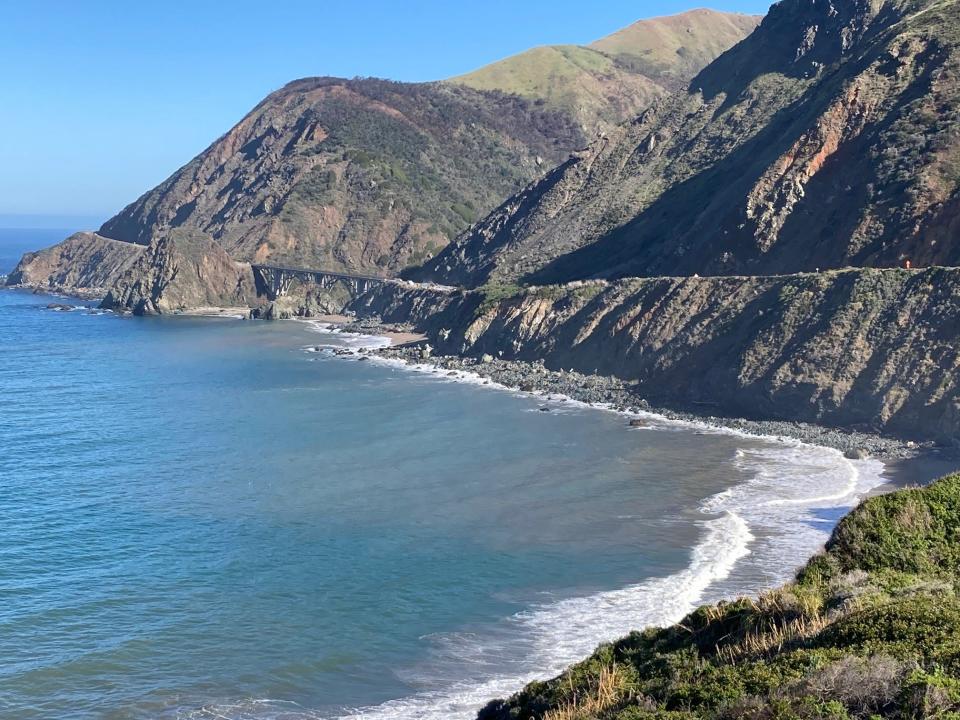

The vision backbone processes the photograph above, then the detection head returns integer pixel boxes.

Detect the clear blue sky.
[1,0,769,225]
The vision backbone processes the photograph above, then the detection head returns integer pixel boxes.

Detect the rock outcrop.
[100,231,258,315]
[6,232,143,298]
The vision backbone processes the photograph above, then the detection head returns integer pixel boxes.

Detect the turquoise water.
[0,230,886,719]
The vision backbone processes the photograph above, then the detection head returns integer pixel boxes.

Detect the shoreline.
[366,342,936,462]
[300,314,960,488]
[8,283,954,470]
[301,317,913,720]
[308,313,944,465]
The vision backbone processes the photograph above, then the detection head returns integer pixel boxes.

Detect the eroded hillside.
[353,266,960,442]
[99,79,585,276]
[416,0,960,287]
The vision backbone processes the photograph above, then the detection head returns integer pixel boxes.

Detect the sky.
[0,0,770,226]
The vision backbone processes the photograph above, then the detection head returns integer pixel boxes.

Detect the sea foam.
[288,323,888,720]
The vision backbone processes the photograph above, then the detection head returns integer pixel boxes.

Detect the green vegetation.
[480,474,960,720]
[589,9,761,85]
[450,45,661,130]
[477,282,524,315]
[450,11,760,130]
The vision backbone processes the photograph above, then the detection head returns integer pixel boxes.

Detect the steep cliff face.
[354,267,960,441]
[6,232,143,298]
[100,231,258,315]
[416,0,960,287]
[98,78,586,277]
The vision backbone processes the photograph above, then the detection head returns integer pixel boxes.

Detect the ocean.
[0,228,885,719]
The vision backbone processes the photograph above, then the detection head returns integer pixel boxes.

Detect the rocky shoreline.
[325,318,936,462]
[4,284,943,462]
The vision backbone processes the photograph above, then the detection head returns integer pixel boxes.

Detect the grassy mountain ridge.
[416,0,960,287]
[589,8,764,85]
[476,473,960,719]
[449,45,665,132]
[450,9,761,131]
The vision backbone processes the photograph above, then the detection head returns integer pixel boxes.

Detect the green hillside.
[480,473,960,719]
[449,45,664,130]
[590,7,764,84]
[450,9,761,130]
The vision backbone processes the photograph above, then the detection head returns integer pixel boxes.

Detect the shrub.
[826,475,960,577]
[476,282,524,315]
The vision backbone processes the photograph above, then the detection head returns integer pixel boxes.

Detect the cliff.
[352,266,960,443]
[6,232,143,298]
[100,231,258,315]
[416,0,960,287]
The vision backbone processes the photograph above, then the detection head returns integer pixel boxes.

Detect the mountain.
[589,8,765,84]
[416,0,960,287]
[6,10,758,300]
[450,9,761,131]
[97,78,585,276]
[478,472,960,719]
[449,45,666,132]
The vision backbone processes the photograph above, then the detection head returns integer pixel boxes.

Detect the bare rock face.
[415,0,960,287]
[249,280,355,319]
[5,232,143,298]
[100,231,258,315]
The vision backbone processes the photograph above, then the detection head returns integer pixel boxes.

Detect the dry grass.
[710,587,839,664]
[543,662,631,720]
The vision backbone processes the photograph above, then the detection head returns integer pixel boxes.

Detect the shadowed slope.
[417,0,960,288]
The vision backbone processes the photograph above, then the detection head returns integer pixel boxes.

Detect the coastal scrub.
[479,474,960,719]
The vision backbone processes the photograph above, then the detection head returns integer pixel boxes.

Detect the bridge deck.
[251,264,390,283]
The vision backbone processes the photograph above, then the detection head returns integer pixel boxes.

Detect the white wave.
[299,320,391,351]
[280,349,890,720]
[703,444,886,599]
[335,509,752,720]
[333,448,885,720]
[521,511,752,667]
